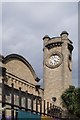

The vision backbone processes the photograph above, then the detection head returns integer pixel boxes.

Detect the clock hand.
[50,61,54,65]
[54,60,58,62]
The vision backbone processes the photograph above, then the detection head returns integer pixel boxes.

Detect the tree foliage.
[61,86,80,118]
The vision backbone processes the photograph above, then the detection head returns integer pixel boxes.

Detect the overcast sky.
[0,2,78,87]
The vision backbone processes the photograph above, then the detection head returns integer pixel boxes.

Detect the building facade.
[0,31,73,118]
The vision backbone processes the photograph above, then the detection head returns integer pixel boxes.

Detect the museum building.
[0,31,74,119]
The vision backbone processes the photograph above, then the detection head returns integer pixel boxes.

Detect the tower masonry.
[43,31,74,106]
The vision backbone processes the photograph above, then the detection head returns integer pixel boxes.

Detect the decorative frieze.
[45,42,63,50]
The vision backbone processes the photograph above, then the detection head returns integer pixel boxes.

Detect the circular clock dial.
[49,55,60,66]
[45,52,63,69]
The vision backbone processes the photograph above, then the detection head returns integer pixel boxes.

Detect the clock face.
[45,52,63,69]
[49,55,60,66]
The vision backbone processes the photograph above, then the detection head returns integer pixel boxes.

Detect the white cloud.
[2,2,78,86]
[1,0,79,2]
[2,26,15,42]
[0,2,2,54]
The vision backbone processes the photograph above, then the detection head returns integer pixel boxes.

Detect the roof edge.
[3,54,40,82]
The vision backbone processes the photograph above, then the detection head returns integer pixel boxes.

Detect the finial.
[43,35,50,40]
[60,31,69,36]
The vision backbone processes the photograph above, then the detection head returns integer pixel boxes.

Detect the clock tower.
[43,31,73,106]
